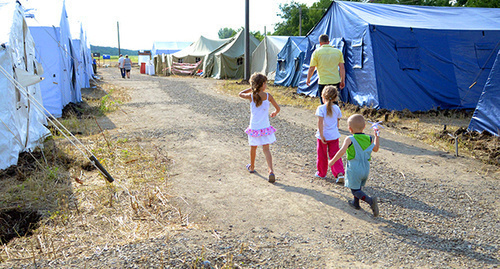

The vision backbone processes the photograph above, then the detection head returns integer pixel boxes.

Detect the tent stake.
[448,133,459,157]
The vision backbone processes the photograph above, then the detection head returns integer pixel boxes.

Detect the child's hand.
[374,128,380,137]
[270,111,278,118]
[320,136,327,144]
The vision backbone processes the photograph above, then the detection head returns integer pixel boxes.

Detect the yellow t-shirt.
[310,45,344,85]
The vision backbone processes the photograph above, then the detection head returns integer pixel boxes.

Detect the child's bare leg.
[262,144,273,174]
[249,146,257,171]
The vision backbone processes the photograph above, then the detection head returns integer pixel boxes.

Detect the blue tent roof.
[336,2,500,30]
[298,1,500,111]
[152,41,192,56]
[468,51,500,136]
[275,36,308,87]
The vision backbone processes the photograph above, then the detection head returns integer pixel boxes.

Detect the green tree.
[251,31,267,42]
[274,0,332,36]
[461,0,499,7]
[218,28,236,39]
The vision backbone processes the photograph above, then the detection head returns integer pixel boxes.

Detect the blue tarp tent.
[152,41,192,56]
[468,51,500,136]
[27,1,80,117]
[275,36,308,87]
[298,1,500,111]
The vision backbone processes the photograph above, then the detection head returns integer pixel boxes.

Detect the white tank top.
[249,93,270,130]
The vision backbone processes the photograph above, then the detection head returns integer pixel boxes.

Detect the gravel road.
[7,68,498,269]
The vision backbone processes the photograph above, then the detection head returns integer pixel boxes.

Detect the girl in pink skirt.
[238,73,280,183]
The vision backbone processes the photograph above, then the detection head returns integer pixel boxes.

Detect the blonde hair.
[250,73,267,107]
[347,114,366,133]
[322,86,338,117]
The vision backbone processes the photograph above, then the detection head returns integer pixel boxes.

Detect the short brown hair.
[319,34,329,43]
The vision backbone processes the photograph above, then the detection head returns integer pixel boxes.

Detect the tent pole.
[117,21,121,56]
[244,0,250,81]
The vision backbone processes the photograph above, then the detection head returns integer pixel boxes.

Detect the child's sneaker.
[336,173,345,184]
[370,197,379,217]
[348,200,361,210]
[315,172,326,179]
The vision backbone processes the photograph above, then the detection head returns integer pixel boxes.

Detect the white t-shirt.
[118,57,124,68]
[315,104,342,140]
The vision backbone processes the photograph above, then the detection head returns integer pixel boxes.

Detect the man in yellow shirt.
[306,34,345,104]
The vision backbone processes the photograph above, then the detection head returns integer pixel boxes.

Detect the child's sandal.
[246,164,255,173]
[268,172,276,183]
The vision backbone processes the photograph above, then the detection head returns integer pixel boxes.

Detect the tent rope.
[0,64,114,183]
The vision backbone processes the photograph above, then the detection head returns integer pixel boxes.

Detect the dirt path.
[96,67,498,268]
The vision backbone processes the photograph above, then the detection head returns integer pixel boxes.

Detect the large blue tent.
[468,51,500,136]
[297,1,500,111]
[275,36,308,87]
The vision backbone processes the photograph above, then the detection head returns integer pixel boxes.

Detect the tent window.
[178,58,183,63]
[396,41,420,70]
[475,43,498,69]
[294,58,301,70]
[195,57,201,63]
[351,39,363,69]
[237,57,243,65]
[278,59,286,72]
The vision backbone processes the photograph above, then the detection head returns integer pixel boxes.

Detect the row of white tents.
[149,31,309,83]
[0,1,94,170]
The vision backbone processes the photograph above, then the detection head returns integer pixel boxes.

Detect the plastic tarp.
[275,36,308,87]
[298,1,500,111]
[205,30,260,79]
[251,36,288,80]
[0,1,50,169]
[468,50,500,136]
[152,41,192,56]
[28,1,80,117]
[146,59,155,75]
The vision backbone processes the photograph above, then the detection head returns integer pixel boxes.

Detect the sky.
[19,0,319,51]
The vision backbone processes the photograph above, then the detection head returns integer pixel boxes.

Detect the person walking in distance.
[306,34,345,105]
[315,86,345,183]
[239,73,280,183]
[118,54,125,78]
[123,55,132,78]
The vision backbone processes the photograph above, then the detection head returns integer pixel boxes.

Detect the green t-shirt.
[347,133,372,160]
[310,45,344,85]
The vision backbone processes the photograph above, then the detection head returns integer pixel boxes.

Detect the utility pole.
[244,0,250,81]
[117,21,121,56]
[299,6,302,36]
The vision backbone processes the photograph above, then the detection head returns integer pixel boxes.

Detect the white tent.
[204,30,260,79]
[0,1,51,169]
[172,35,232,64]
[251,36,288,80]
[167,35,232,75]
[27,0,81,118]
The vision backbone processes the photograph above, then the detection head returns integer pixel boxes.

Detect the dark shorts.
[318,83,340,104]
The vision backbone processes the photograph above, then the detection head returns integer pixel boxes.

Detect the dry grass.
[0,82,189,264]
[216,80,499,166]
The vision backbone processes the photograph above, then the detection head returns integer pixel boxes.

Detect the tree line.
[90,45,138,56]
